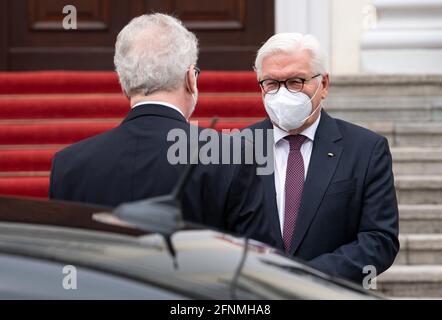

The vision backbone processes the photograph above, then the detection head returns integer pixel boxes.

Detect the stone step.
[326,76,442,133]
[395,175,442,205]
[395,123,442,148]
[329,75,442,98]
[355,122,442,147]
[391,147,442,175]
[376,265,442,298]
[399,205,442,234]
[327,96,442,122]
[395,234,442,265]
[355,122,395,145]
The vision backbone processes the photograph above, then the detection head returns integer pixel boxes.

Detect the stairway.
[0,71,441,298]
[325,75,442,299]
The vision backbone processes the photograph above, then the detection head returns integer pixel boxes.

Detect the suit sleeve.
[306,137,400,284]
[224,139,272,244]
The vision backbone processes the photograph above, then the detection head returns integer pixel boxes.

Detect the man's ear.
[321,73,330,99]
[186,65,197,95]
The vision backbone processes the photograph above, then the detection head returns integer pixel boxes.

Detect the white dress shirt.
[132,100,185,118]
[273,113,321,235]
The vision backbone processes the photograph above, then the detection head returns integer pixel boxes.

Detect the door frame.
[0,0,8,70]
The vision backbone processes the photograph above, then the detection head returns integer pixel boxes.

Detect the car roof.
[0,219,380,300]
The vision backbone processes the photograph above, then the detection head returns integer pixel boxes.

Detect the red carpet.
[0,71,265,199]
[0,149,58,171]
[0,177,50,198]
[0,71,260,94]
[0,95,265,119]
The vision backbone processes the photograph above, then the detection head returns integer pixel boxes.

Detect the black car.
[0,195,381,300]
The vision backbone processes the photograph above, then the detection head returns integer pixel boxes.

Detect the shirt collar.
[132,100,185,118]
[273,112,321,145]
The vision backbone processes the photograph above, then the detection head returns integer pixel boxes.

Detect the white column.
[275,0,331,70]
[330,0,373,75]
[361,0,442,73]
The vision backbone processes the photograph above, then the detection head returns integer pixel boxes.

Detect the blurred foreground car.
[0,195,381,300]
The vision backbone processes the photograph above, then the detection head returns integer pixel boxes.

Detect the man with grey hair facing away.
[248,33,399,284]
[49,13,271,243]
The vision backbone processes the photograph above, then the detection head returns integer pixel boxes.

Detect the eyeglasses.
[186,65,200,81]
[259,74,321,94]
[194,66,201,80]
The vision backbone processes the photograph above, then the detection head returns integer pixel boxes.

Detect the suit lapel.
[253,119,285,250]
[261,167,284,248]
[289,111,343,255]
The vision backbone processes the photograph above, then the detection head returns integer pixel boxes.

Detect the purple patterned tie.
[283,134,307,254]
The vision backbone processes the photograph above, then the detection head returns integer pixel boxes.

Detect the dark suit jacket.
[49,103,271,243]
[248,110,400,284]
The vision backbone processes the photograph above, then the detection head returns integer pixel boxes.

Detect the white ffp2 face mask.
[264,80,321,132]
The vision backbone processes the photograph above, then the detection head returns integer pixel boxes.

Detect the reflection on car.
[0,195,381,300]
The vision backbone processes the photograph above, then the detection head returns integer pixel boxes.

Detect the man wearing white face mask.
[248,33,399,285]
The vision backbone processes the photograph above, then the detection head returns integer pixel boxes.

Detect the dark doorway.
[0,0,274,70]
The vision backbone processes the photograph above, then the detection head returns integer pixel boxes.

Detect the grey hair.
[254,33,327,79]
[114,13,199,96]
